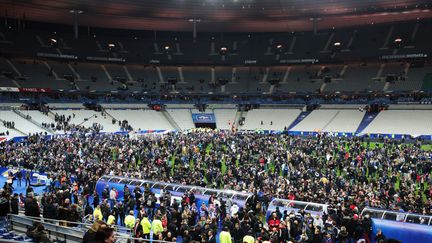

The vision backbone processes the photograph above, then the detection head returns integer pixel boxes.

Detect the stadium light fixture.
[69,10,83,14]
[394,38,402,43]
[220,46,228,55]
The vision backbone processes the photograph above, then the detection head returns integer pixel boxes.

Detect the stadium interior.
[0,0,431,243]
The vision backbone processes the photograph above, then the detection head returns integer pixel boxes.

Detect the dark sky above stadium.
[1,0,432,32]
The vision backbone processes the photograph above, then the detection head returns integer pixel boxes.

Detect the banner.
[192,113,216,123]
[244,60,257,64]
[37,52,78,60]
[0,87,19,92]
[149,59,160,64]
[381,53,427,60]
[279,58,318,64]
[19,88,51,93]
[86,56,126,62]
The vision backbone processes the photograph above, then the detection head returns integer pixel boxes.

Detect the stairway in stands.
[355,112,380,134]
[287,111,311,131]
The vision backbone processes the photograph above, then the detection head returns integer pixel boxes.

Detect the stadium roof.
[2,0,432,32]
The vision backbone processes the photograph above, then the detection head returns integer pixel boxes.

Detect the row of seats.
[1,108,432,138]
[1,58,430,93]
[0,228,33,242]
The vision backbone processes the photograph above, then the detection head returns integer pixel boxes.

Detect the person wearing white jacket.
[109,188,117,209]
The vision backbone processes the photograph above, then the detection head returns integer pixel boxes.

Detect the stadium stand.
[213,108,237,130]
[362,109,432,136]
[240,108,302,131]
[1,3,432,243]
[166,108,195,130]
[0,110,48,135]
[290,109,365,133]
[321,109,365,133]
[107,109,174,131]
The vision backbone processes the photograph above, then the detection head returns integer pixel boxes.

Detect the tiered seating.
[362,110,432,136]
[240,109,301,131]
[53,109,120,132]
[0,58,18,87]
[321,110,365,133]
[229,66,250,93]
[73,62,114,91]
[0,121,22,137]
[12,59,70,89]
[290,109,358,132]
[2,58,432,93]
[126,64,160,92]
[182,66,211,93]
[20,110,57,132]
[213,109,237,130]
[324,63,384,92]
[0,228,32,242]
[280,65,323,92]
[0,110,47,135]
[387,63,431,91]
[246,66,269,93]
[167,109,195,130]
[107,109,173,131]
[47,61,74,80]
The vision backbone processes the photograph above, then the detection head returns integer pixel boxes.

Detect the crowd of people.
[0,130,431,242]
[2,121,15,129]
[50,113,103,133]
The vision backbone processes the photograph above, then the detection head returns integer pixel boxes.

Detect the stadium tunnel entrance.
[192,112,217,129]
[194,122,216,129]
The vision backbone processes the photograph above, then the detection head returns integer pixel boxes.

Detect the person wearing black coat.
[85,203,93,217]
[0,192,9,217]
[101,200,111,221]
[102,186,109,200]
[43,199,58,220]
[207,230,216,243]
[93,191,100,208]
[231,222,244,243]
[25,193,40,218]
[117,202,125,226]
[10,193,19,214]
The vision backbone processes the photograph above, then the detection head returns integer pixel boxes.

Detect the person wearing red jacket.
[268,212,280,231]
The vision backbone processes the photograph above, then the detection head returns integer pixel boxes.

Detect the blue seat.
[13,235,25,241]
[1,232,14,239]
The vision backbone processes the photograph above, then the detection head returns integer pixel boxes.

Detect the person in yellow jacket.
[107,214,116,225]
[151,216,164,236]
[140,214,151,239]
[93,205,103,221]
[219,226,232,243]
[124,210,136,229]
